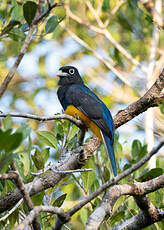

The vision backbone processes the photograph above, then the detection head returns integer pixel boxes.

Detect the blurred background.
[0,0,164,229]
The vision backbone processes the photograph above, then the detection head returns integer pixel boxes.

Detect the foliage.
[0,0,163,229]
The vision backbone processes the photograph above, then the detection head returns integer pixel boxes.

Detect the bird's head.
[56,66,84,86]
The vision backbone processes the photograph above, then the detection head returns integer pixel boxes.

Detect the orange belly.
[65,105,102,141]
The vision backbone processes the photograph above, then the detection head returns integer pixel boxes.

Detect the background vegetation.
[0,0,163,229]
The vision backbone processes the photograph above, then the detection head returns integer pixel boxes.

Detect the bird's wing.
[66,84,114,141]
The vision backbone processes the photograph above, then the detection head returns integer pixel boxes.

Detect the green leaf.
[69,125,78,140]
[0,129,23,152]
[114,48,124,67]
[117,12,133,32]
[0,153,13,173]
[102,166,111,182]
[52,194,67,207]
[113,196,125,212]
[159,100,164,114]
[31,149,43,170]
[31,148,49,170]
[37,131,58,149]
[132,139,141,158]
[16,124,31,140]
[89,0,94,6]
[81,158,95,191]
[1,116,12,131]
[102,0,110,12]
[8,28,25,41]
[11,1,23,22]
[145,14,153,24]
[138,144,147,160]
[109,211,125,227]
[23,1,38,25]
[80,208,88,225]
[115,140,123,156]
[45,15,59,34]
[20,151,30,176]
[31,191,45,206]
[41,148,50,164]
[0,20,20,36]
[137,168,163,182]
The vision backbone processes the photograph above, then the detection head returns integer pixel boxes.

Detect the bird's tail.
[101,132,117,177]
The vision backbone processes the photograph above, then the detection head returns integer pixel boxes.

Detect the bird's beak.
[56,70,68,77]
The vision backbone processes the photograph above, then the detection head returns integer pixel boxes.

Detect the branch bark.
[110,208,164,230]
[15,206,67,230]
[85,174,164,230]
[11,161,41,230]
[52,141,164,229]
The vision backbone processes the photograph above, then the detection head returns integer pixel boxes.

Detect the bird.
[56,66,117,176]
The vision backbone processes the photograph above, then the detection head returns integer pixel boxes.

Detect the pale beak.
[56,70,68,77]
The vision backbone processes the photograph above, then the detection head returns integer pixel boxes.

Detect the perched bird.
[56,66,117,176]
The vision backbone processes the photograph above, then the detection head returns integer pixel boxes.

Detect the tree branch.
[0,1,59,98]
[0,112,83,127]
[85,174,164,230]
[15,205,67,230]
[114,67,164,128]
[110,209,164,230]
[11,161,41,230]
[65,2,146,72]
[52,141,164,229]
[140,0,164,29]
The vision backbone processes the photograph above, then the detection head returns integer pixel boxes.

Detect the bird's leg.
[74,113,86,146]
[75,113,80,120]
[77,127,86,146]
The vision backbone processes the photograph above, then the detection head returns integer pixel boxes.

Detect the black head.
[56,66,84,86]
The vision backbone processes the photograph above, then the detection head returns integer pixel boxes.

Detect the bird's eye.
[69,69,75,75]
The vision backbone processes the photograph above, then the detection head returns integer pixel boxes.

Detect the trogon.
[56,66,117,176]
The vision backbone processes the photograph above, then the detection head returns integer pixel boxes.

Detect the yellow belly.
[65,105,102,141]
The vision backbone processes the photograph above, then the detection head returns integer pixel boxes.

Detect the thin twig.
[11,161,41,230]
[31,166,92,176]
[65,2,146,72]
[51,168,93,174]
[0,112,83,127]
[60,23,132,87]
[15,206,67,230]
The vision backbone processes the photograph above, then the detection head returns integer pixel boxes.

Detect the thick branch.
[134,195,159,222]
[52,141,164,229]
[111,209,164,230]
[114,68,164,128]
[0,136,100,213]
[85,174,164,230]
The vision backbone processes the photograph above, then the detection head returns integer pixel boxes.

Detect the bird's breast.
[65,105,102,141]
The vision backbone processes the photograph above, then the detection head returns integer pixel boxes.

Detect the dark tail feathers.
[101,132,117,177]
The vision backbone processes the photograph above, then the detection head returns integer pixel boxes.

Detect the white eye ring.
[69,68,75,75]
